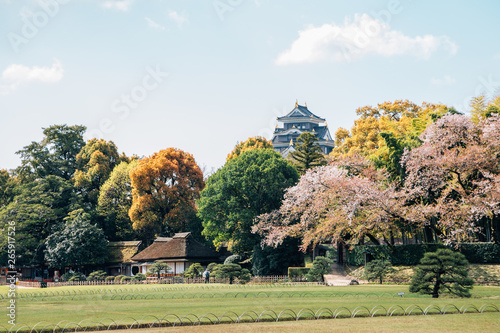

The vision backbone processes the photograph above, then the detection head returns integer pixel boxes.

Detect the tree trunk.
[432,276,441,298]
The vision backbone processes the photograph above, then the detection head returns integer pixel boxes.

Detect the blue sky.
[1,0,499,173]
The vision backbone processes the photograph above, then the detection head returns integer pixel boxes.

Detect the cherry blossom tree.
[401,114,500,243]
[253,162,406,252]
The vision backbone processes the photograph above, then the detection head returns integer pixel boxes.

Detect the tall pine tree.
[290,132,327,174]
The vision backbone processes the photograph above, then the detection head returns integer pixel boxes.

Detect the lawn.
[1,283,499,332]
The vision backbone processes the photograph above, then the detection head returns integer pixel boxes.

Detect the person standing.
[203,268,210,283]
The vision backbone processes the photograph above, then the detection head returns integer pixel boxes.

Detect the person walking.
[203,268,210,284]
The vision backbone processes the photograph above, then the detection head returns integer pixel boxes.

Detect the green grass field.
[1,283,499,332]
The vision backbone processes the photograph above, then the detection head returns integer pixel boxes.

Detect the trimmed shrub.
[114,275,125,282]
[364,259,395,284]
[86,270,107,281]
[121,276,132,282]
[132,273,146,281]
[305,256,332,282]
[184,263,203,278]
[67,272,85,282]
[105,276,115,282]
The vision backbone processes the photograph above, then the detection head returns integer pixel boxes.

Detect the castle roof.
[277,104,325,121]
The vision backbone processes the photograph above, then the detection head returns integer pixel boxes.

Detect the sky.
[1,0,499,174]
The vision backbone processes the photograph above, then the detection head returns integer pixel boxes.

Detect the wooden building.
[131,232,222,275]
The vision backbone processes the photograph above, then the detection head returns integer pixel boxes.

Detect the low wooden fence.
[16,275,317,288]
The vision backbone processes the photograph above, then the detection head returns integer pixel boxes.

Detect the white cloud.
[145,17,165,30]
[0,59,64,95]
[275,14,458,65]
[168,11,188,28]
[102,0,134,11]
[430,75,456,86]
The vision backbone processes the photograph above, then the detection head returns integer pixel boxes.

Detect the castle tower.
[271,102,335,156]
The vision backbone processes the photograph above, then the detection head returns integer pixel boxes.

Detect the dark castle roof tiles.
[277,105,325,121]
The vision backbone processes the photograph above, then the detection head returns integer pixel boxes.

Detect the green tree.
[305,256,332,282]
[15,125,86,182]
[290,132,327,174]
[215,263,251,284]
[146,261,172,279]
[97,160,138,241]
[73,138,122,208]
[45,209,108,268]
[184,263,203,278]
[0,169,17,208]
[410,249,474,298]
[0,175,77,266]
[198,149,299,254]
[364,259,395,284]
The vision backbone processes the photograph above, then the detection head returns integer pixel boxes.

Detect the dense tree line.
[2,95,497,277]
[0,125,205,270]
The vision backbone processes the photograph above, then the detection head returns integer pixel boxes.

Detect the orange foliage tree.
[129,148,205,244]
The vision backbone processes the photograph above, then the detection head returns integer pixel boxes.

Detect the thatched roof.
[107,241,142,264]
[131,232,220,262]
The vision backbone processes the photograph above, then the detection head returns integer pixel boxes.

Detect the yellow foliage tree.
[129,148,204,244]
[73,138,123,205]
[226,136,274,161]
[330,100,453,183]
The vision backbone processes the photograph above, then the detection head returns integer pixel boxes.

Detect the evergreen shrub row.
[346,243,500,266]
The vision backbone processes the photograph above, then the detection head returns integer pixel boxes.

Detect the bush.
[121,276,132,282]
[305,256,332,282]
[114,275,125,282]
[364,259,395,284]
[288,267,310,279]
[132,273,146,281]
[238,269,251,284]
[146,262,171,278]
[207,263,221,277]
[105,276,115,282]
[67,272,85,282]
[184,263,203,278]
[216,263,250,284]
[86,270,107,281]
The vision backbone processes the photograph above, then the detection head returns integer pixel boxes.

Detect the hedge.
[288,267,310,278]
[346,243,500,266]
